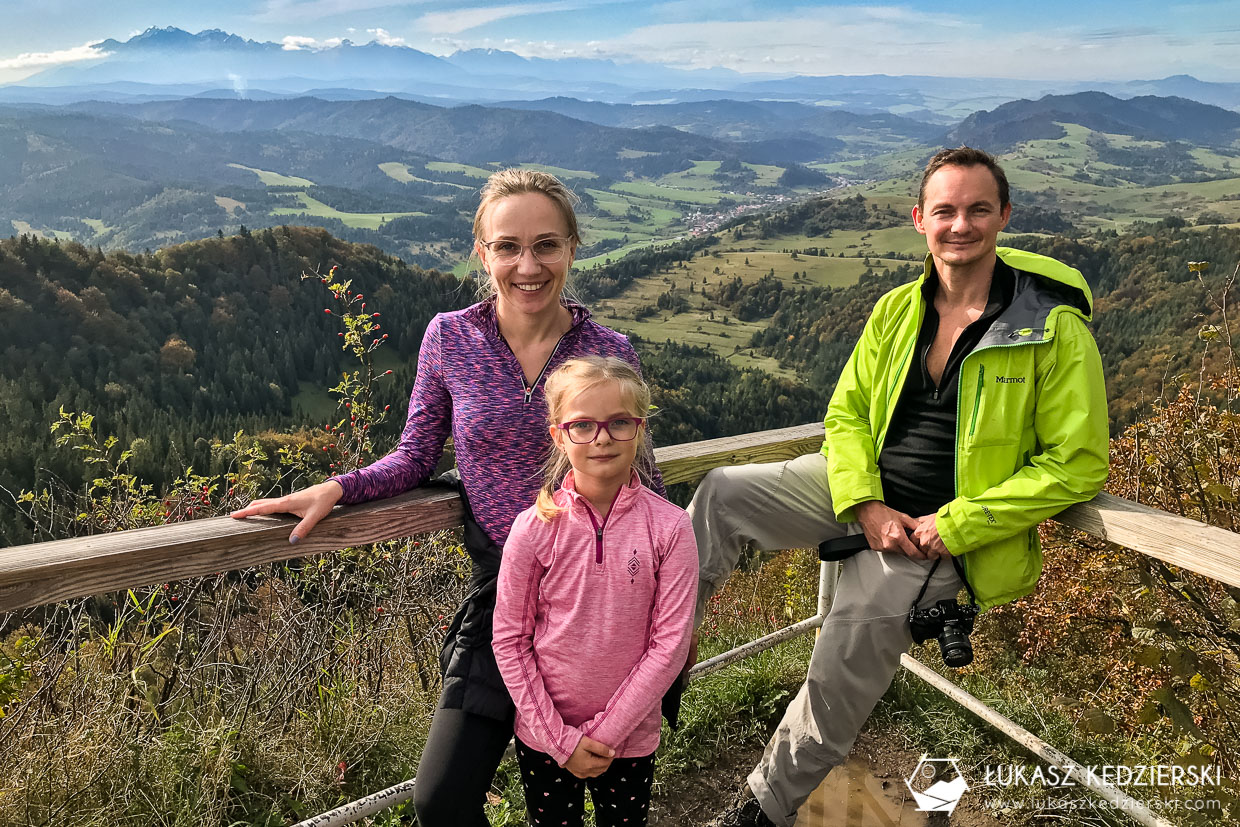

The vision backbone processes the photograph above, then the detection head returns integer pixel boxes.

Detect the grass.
[9,220,73,240]
[612,181,728,205]
[425,161,494,179]
[1,517,817,827]
[744,162,785,188]
[870,652,1221,825]
[520,163,598,180]
[81,218,113,235]
[271,192,426,230]
[214,195,245,214]
[227,163,315,187]
[378,162,472,189]
[657,161,724,191]
[617,148,659,159]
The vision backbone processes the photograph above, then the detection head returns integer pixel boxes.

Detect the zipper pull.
[596,526,604,564]
[524,385,533,404]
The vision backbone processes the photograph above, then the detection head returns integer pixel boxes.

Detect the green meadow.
[378,162,472,189]
[227,163,315,187]
[272,192,426,230]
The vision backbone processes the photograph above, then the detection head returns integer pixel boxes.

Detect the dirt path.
[652,730,1003,827]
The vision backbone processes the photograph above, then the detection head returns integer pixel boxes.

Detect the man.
[692,147,1109,827]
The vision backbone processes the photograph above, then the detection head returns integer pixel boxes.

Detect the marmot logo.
[995,376,1026,384]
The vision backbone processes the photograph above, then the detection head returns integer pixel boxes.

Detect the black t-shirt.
[877,262,1015,517]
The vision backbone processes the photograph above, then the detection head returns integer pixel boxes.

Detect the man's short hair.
[918,146,1010,211]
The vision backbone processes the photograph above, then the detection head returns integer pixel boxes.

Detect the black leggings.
[412,706,513,827]
[515,738,655,827]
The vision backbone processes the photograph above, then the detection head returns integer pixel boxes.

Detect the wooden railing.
[4,421,1239,612]
[4,422,1240,827]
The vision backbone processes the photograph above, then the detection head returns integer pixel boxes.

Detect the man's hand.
[911,514,951,560]
[564,735,614,779]
[854,500,925,559]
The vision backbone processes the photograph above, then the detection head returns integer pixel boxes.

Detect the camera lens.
[938,622,973,668]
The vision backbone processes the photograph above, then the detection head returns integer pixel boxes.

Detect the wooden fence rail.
[3,421,1240,614]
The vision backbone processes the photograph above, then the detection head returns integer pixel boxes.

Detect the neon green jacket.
[823,247,1109,609]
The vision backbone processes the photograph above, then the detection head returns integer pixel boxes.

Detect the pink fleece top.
[492,471,698,764]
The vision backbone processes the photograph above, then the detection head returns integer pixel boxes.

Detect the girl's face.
[475,191,575,319]
[550,380,642,492]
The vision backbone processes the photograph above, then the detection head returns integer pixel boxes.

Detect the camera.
[909,599,979,668]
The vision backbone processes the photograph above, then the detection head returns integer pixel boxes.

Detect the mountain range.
[6,28,1240,121]
[949,92,1240,148]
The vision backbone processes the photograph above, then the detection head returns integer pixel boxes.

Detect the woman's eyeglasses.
[555,417,645,444]
[480,237,572,265]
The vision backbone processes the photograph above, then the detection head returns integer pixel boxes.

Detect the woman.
[232,168,663,827]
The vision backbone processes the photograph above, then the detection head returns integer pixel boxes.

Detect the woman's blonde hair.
[473,168,582,299]
[535,356,654,522]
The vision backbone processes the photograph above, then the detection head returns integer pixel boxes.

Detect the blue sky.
[2,0,1239,84]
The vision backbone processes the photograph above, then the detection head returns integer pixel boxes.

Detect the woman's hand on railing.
[229,480,345,544]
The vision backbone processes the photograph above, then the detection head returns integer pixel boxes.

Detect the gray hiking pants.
[688,452,963,827]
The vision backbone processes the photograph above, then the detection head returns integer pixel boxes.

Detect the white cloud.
[281,34,346,50]
[0,41,109,71]
[443,5,1240,81]
[414,2,584,36]
[367,27,407,46]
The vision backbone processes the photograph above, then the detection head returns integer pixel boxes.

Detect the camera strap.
[910,555,979,611]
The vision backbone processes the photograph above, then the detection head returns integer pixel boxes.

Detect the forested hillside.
[732,221,1240,426]
[0,227,469,543]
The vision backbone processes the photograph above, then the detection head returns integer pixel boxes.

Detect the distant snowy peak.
[97,27,273,53]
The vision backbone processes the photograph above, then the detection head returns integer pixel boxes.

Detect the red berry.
[324,309,331,314]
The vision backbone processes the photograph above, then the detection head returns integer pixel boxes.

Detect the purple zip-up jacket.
[493,471,698,764]
[332,298,663,546]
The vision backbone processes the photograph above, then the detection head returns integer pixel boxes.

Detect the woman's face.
[475,191,575,319]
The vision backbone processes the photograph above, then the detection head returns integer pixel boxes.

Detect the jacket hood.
[996,247,1093,318]
[919,247,1093,350]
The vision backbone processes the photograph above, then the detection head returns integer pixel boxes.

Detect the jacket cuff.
[936,501,975,555]
[329,473,358,504]
[833,486,884,524]
[551,728,584,767]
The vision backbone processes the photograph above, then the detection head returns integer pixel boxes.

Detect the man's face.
[912,164,1011,271]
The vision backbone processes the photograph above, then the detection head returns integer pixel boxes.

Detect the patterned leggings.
[515,738,656,827]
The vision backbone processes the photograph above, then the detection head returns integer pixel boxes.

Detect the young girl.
[492,356,698,827]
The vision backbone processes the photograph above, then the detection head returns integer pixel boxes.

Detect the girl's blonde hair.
[535,356,654,522]
[473,168,582,299]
